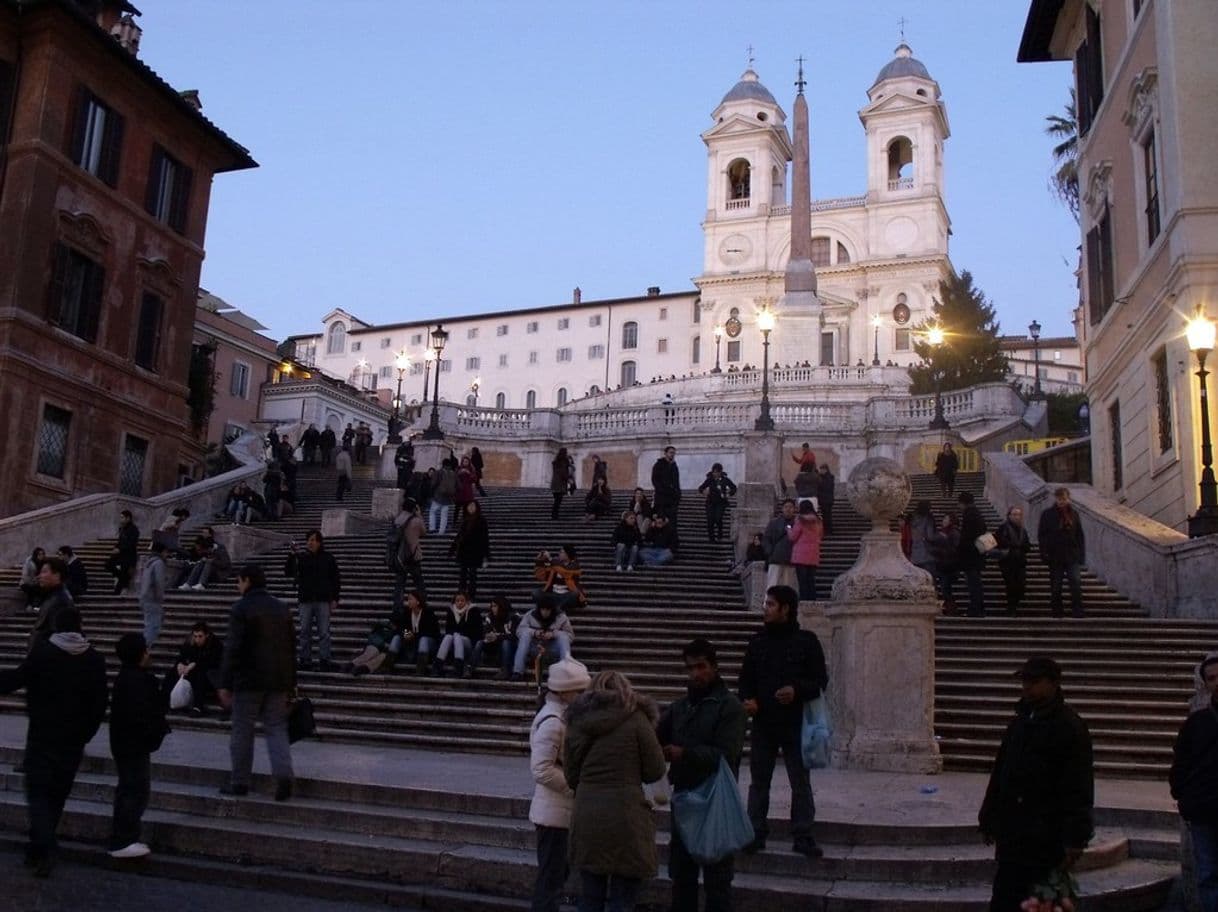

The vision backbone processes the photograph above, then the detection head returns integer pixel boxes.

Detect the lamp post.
[927,325,950,430]
[871,315,882,366]
[470,376,481,407]
[712,324,724,374]
[422,348,435,401]
[1029,319,1043,400]
[754,308,776,431]
[387,351,411,444]
[422,323,449,440]
[1186,309,1218,538]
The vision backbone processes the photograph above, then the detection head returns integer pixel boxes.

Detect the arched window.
[620,360,637,387]
[810,237,831,268]
[526,389,537,409]
[836,242,851,264]
[326,321,346,355]
[887,137,914,189]
[692,299,701,323]
[691,336,701,364]
[622,321,638,350]
[771,165,784,203]
[556,387,568,406]
[465,394,477,407]
[727,158,751,201]
[495,392,506,409]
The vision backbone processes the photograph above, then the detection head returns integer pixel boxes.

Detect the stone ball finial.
[844,457,911,528]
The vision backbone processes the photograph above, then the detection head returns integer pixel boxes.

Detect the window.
[836,242,851,265]
[693,300,702,323]
[230,361,250,398]
[497,324,509,336]
[726,340,741,362]
[621,360,637,386]
[144,145,192,233]
[589,315,602,327]
[381,337,392,348]
[326,321,346,354]
[556,347,572,362]
[69,89,124,187]
[1068,370,1079,383]
[557,387,568,406]
[659,307,668,321]
[495,392,506,409]
[1143,129,1160,245]
[526,390,537,409]
[48,244,104,343]
[1153,349,1173,454]
[350,341,362,352]
[588,344,605,359]
[527,321,539,334]
[1086,204,1115,325]
[498,353,508,368]
[379,365,393,379]
[810,237,831,268]
[894,328,911,352]
[727,158,751,201]
[1109,400,1123,490]
[1075,5,1105,137]
[410,333,423,345]
[440,359,452,372]
[0,60,14,152]
[558,318,570,330]
[466,394,478,407]
[528,351,539,365]
[657,338,668,354]
[36,405,71,478]
[466,356,481,370]
[133,292,163,371]
[692,336,701,364]
[820,332,835,366]
[409,361,423,375]
[622,321,639,350]
[467,327,479,340]
[887,137,914,188]
[119,435,148,497]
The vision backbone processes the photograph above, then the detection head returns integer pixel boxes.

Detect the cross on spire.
[747,44,755,69]
[795,56,806,95]
[898,15,908,41]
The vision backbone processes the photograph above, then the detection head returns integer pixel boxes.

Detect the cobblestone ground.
[1,849,411,912]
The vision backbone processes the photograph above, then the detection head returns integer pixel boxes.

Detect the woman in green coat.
[565,670,667,912]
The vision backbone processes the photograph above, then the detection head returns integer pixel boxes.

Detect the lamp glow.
[757,309,776,332]
[1187,312,1216,354]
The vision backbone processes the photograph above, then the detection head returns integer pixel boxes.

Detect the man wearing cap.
[979,657,1094,911]
[527,657,591,912]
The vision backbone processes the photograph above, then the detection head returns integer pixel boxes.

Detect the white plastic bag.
[169,676,193,710]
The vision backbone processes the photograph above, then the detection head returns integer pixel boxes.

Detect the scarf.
[49,632,91,655]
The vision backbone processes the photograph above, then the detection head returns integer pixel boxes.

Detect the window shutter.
[170,163,193,233]
[46,243,69,324]
[1074,44,1091,137]
[99,108,125,188]
[0,60,14,145]
[144,145,164,215]
[81,259,104,343]
[67,86,89,162]
[1086,7,1104,112]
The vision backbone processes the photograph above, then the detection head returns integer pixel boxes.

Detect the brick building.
[0,0,255,517]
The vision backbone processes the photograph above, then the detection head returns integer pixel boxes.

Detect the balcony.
[887,177,914,192]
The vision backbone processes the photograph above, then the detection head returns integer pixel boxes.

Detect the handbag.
[974,532,998,554]
[670,757,754,864]
[169,676,193,711]
[288,691,316,744]
[801,695,832,770]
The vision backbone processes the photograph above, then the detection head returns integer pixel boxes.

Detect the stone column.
[736,432,782,561]
[824,457,942,774]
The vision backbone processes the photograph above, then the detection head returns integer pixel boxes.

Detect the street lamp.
[712,324,724,374]
[927,325,950,430]
[1029,319,1043,400]
[470,376,481,407]
[871,315,882,366]
[422,323,449,440]
[1186,308,1218,538]
[422,348,435,401]
[754,308,776,431]
[388,351,411,444]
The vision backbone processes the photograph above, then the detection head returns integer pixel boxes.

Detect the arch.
[887,136,914,187]
[556,387,569,407]
[691,336,701,365]
[326,321,347,355]
[465,394,478,407]
[620,360,637,387]
[771,165,784,203]
[495,391,506,409]
[836,241,851,264]
[622,321,639,350]
[727,158,751,200]
[525,389,537,409]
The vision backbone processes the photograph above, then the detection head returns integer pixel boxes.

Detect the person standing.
[792,464,819,511]
[565,670,667,912]
[816,465,835,536]
[450,501,491,600]
[1037,487,1086,617]
[218,564,296,801]
[657,639,747,912]
[0,607,107,877]
[979,657,1094,912]
[301,424,320,464]
[761,499,798,590]
[791,443,817,474]
[470,446,488,497]
[994,507,1032,614]
[651,446,681,524]
[787,500,824,602]
[550,448,571,521]
[430,457,458,534]
[392,497,428,605]
[111,510,140,594]
[1171,652,1218,912]
[334,445,353,501]
[138,542,168,648]
[56,546,88,603]
[697,463,738,544]
[957,492,987,617]
[526,658,591,912]
[28,557,75,652]
[738,584,827,858]
[934,442,959,498]
[394,439,416,490]
[284,530,341,671]
[318,426,336,466]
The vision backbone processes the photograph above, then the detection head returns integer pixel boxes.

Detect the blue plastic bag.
[801,696,832,769]
[671,757,754,864]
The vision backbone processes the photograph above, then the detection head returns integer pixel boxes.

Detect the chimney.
[573,287,581,305]
[108,10,142,56]
[647,286,660,297]
[179,90,203,112]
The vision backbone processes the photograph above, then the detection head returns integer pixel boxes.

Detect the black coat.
[817,471,835,504]
[611,521,642,547]
[284,549,341,603]
[978,691,1094,865]
[1170,702,1218,823]
[651,458,681,502]
[934,451,959,480]
[657,677,747,790]
[1037,505,1086,566]
[117,523,140,565]
[0,636,107,752]
[697,473,738,506]
[64,558,89,600]
[957,505,987,570]
[29,586,75,652]
[450,519,491,567]
[738,619,828,732]
[110,666,170,757]
[762,515,795,565]
[219,587,296,693]
[393,606,443,641]
[994,520,1032,570]
[442,606,484,641]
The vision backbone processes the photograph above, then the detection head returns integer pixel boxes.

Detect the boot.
[454,659,465,679]
[416,653,429,675]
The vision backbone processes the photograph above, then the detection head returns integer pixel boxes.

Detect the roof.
[1017,0,1067,63]
[720,68,777,107]
[998,334,1079,349]
[872,43,932,86]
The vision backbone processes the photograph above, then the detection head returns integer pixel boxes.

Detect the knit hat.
[547,658,592,693]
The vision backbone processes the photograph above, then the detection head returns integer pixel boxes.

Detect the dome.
[720,68,777,106]
[872,43,932,86]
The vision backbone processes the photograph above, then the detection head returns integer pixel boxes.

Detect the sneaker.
[626,565,635,573]
[615,566,622,573]
[109,842,151,859]
[792,839,824,859]
[177,584,191,590]
[191,583,206,591]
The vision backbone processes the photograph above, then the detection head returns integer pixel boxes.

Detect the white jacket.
[528,693,573,828]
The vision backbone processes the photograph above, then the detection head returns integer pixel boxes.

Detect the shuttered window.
[69,88,125,187]
[48,244,104,343]
[145,144,192,233]
[134,293,163,371]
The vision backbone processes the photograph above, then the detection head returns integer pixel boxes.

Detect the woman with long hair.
[449,500,491,599]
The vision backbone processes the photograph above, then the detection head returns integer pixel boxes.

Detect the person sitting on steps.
[392,590,440,674]
[473,594,518,680]
[346,610,406,677]
[638,514,678,567]
[512,595,574,682]
[170,621,224,715]
[583,478,613,523]
[433,591,483,678]
[532,546,585,614]
[611,511,643,572]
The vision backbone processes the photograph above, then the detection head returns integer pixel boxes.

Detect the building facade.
[1000,333,1085,395]
[0,0,254,517]
[286,44,956,411]
[1020,0,1218,531]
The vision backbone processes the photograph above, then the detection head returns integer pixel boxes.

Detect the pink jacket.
[787,516,823,567]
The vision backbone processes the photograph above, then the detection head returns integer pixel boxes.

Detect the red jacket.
[787,516,823,567]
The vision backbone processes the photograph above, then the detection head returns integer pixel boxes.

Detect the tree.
[1045,89,1079,222]
[908,271,1008,395]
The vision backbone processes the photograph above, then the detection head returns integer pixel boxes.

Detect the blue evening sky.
[138,2,1078,343]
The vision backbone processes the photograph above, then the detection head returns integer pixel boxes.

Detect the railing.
[771,402,863,430]
[1003,437,1070,456]
[770,195,867,218]
[456,407,535,432]
[720,365,884,388]
[725,199,750,210]
[888,177,914,191]
[916,444,981,474]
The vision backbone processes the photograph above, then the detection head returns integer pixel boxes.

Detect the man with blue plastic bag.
[738,584,828,858]
[657,639,747,912]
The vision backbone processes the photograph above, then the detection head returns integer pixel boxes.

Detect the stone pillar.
[736,432,782,559]
[825,457,942,774]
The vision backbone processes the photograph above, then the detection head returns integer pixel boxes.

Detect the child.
[109,633,170,859]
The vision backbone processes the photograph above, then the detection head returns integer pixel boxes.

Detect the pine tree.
[908,271,1008,394]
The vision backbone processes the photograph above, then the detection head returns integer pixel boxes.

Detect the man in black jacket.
[109,633,169,859]
[28,557,75,653]
[956,492,987,617]
[108,509,140,594]
[284,529,342,671]
[1037,487,1087,617]
[0,607,107,876]
[979,657,1094,912]
[1170,652,1218,912]
[219,563,296,801]
[658,639,747,912]
[817,465,835,535]
[651,446,681,523]
[697,464,738,543]
[737,585,828,858]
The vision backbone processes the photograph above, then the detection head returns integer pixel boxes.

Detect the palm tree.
[1045,90,1079,222]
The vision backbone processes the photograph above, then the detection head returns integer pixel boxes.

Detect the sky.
[137,1,1080,343]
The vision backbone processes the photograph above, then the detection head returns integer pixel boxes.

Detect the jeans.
[514,630,571,675]
[794,565,817,601]
[747,722,814,842]
[532,824,569,912]
[23,739,84,862]
[436,634,473,662]
[669,823,734,912]
[614,543,639,569]
[335,474,351,500]
[142,600,164,647]
[551,492,564,520]
[706,502,728,541]
[639,547,674,566]
[110,750,151,849]
[963,566,985,616]
[186,558,223,588]
[1000,562,1026,610]
[390,635,433,666]
[578,871,641,912]
[1047,561,1084,615]
[458,563,480,599]
[429,502,452,535]
[1191,821,1218,912]
[297,600,332,663]
[393,559,427,606]
[228,690,293,787]
[472,638,515,674]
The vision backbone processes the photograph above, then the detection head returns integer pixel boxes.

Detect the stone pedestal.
[796,599,829,644]
[411,441,455,474]
[211,524,292,564]
[320,508,389,539]
[736,433,783,559]
[377,446,398,482]
[370,487,404,520]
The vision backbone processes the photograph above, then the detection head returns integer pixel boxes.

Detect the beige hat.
[546,658,592,693]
